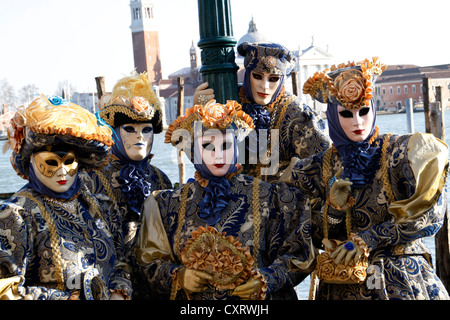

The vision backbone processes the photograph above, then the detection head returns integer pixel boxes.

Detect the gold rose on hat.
[303,57,387,109]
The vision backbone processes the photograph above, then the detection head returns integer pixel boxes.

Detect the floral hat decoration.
[6,94,114,179]
[237,42,296,76]
[303,57,387,110]
[98,72,163,133]
[165,99,255,149]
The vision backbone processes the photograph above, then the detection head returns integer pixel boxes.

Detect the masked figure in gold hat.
[135,100,316,300]
[84,73,172,299]
[194,42,331,182]
[281,58,449,299]
[0,95,132,300]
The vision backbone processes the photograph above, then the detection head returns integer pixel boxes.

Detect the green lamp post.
[197,0,239,103]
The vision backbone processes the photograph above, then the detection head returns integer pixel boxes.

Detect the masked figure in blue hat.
[281,57,449,300]
[0,95,132,299]
[194,42,330,182]
[85,73,172,299]
[135,100,316,300]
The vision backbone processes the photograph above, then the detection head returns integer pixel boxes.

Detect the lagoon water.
[0,110,447,299]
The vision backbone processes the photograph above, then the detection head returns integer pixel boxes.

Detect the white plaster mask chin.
[31,150,78,193]
[197,131,235,177]
[120,122,154,161]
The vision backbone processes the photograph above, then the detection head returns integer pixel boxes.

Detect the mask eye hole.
[338,110,353,118]
[359,107,370,117]
[142,126,153,134]
[45,159,58,166]
[251,72,263,80]
[269,76,280,83]
[202,143,215,152]
[123,126,136,133]
[222,142,232,151]
[64,158,75,165]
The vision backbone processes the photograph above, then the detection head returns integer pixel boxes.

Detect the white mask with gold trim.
[31,150,78,193]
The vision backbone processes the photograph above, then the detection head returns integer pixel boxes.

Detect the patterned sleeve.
[89,190,133,297]
[279,152,345,245]
[358,133,449,251]
[135,190,178,296]
[279,100,331,160]
[0,195,70,300]
[152,166,173,190]
[81,169,105,196]
[257,182,317,295]
[280,152,326,201]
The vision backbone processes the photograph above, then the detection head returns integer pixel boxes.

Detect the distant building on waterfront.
[375,64,450,111]
[157,41,202,125]
[71,92,98,113]
[292,38,335,113]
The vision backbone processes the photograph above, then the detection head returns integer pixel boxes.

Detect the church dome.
[237,18,268,54]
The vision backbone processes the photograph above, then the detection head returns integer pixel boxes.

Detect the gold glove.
[193,82,215,105]
[178,267,213,293]
[328,233,369,265]
[328,168,354,211]
[232,278,264,300]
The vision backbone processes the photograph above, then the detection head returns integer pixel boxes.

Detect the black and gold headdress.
[98,72,163,133]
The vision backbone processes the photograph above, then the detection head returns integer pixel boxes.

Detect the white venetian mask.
[120,122,154,161]
[249,70,281,106]
[196,131,235,177]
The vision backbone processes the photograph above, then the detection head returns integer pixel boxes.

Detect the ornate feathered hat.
[98,72,163,133]
[303,57,387,109]
[238,42,296,76]
[164,100,254,159]
[6,94,114,179]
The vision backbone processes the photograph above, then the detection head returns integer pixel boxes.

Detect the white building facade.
[292,43,335,113]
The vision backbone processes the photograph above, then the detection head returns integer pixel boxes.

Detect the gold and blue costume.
[0,183,131,299]
[236,42,331,181]
[282,58,449,300]
[284,132,449,299]
[0,95,131,300]
[136,100,316,300]
[136,172,315,300]
[83,73,172,299]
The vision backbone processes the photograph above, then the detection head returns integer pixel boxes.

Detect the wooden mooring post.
[423,79,450,291]
[95,76,106,100]
[177,77,186,186]
[291,71,299,96]
[422,77,432,134]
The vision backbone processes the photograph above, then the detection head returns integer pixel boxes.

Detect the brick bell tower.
[129,0,162,84]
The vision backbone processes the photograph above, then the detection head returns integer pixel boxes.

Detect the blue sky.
[1,0,449,97]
